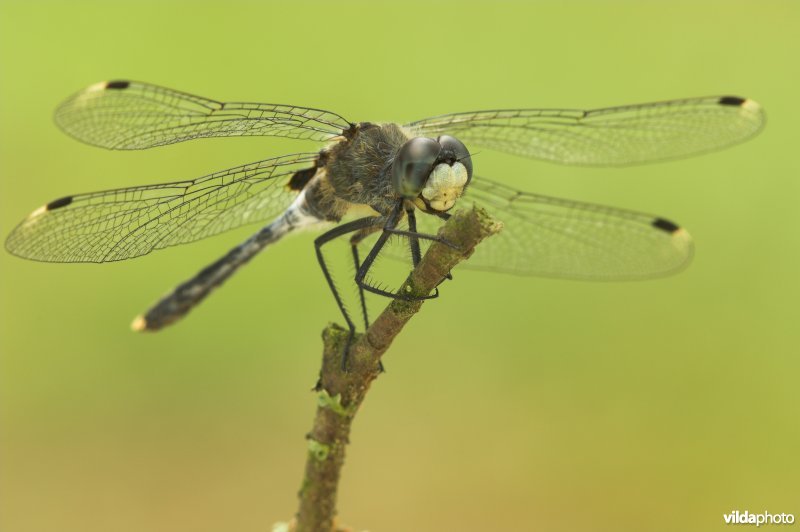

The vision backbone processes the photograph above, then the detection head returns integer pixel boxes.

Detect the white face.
[420,162,469,211]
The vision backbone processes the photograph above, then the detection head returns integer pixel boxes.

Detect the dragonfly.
[5,80,765,354]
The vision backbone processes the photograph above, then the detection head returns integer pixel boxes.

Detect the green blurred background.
[1,1,798,531]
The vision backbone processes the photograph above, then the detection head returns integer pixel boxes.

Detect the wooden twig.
[291,206,502,532]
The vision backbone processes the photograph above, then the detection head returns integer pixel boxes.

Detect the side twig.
[292,205,502,532]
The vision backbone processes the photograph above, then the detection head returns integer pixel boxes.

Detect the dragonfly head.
[391,135,472,212]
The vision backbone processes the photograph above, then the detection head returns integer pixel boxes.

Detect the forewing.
[55,80,351,149]
[407,96,764,165]
[5,153,318,263]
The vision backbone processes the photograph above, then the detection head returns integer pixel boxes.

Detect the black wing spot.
[105,80,131,90]
[718,96,746,107]
[652,217,680,234]
[46,196,73,210]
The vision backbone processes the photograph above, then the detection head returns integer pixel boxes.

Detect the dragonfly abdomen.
[132,191,322,331]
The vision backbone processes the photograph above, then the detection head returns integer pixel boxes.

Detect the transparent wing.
[55,80,352,149]
[5,153,318,263]
[404,176,693,280]
[406,96,764,166]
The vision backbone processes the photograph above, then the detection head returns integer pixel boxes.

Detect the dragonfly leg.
[355,207,452,301]
[405,206,423,268]
[349,228,387,373]
[430,211,454,282]
[407,208,453,284]
[349,225,382,330]
[315,216,382,371]
[350,245,370,329]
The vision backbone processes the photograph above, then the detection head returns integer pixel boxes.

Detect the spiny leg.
[355,228,450,300]
[355,206,458,301]
[349,225,382,330]
[406,207,449,290]
[405,208,454,285]
[405,205,423,267]
[427,210,454,282]
[352,202,418,300]
[349,225,387,373]
[314,216,382,370]
[350,246,369,329]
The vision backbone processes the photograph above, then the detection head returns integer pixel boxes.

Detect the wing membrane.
[464,177,693,278]
[5,153,318,263]
[55,80,351,149]
[407,96,764,165]
[405,176,693,280]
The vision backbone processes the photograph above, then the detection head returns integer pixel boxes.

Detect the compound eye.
[437,135,473,181]
[392,137,441,198]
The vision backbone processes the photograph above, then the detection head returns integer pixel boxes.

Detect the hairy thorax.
[325,123,410,214]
